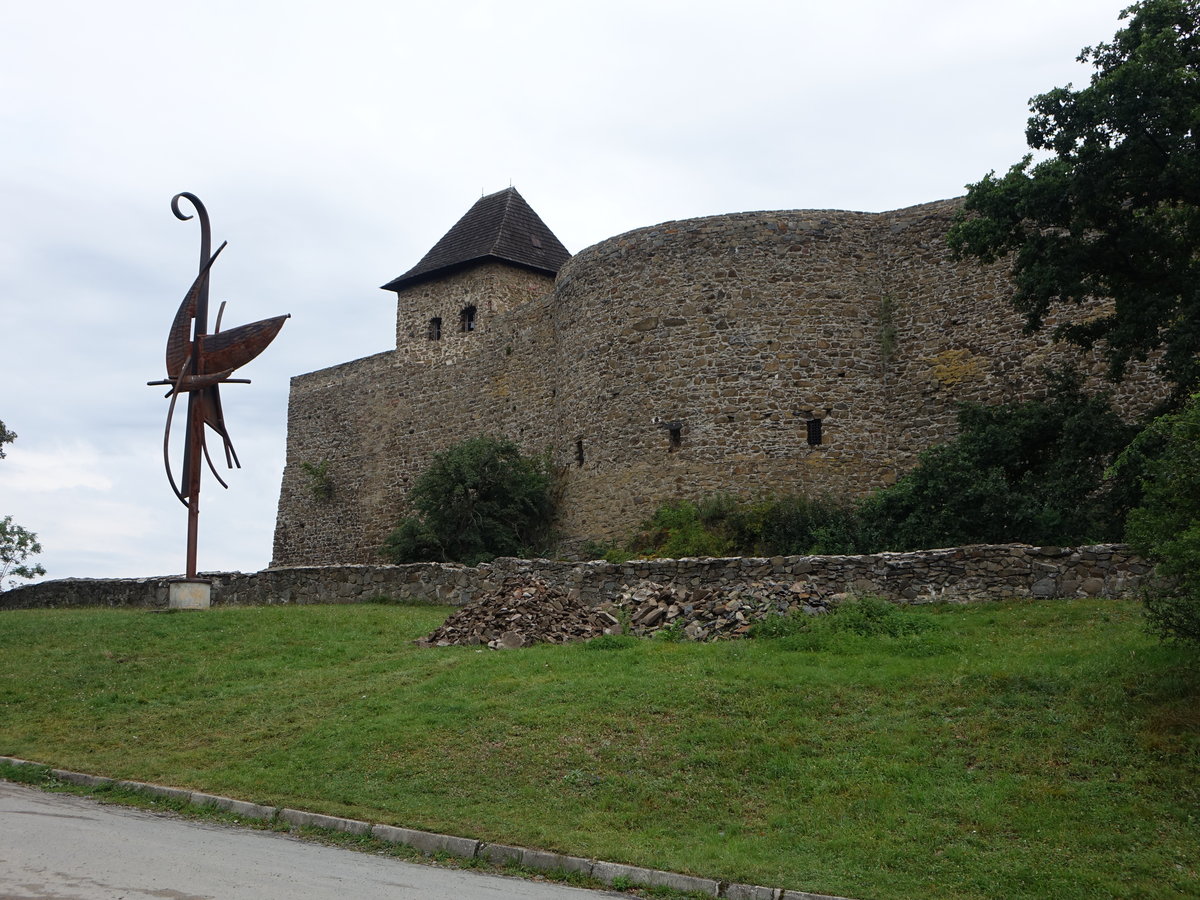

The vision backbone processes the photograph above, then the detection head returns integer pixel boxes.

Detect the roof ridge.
[487,187,519,256]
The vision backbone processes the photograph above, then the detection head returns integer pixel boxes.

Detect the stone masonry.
[271,192,1160,567]
[1,544,1151,612]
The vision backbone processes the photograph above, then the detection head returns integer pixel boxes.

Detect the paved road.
[0,782,619,899]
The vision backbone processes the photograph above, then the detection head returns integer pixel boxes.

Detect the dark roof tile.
[381,188,570,292]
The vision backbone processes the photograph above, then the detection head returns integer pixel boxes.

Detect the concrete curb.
[0,756,856,900]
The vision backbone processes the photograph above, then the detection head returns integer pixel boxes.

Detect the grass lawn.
[0,597,1196,899]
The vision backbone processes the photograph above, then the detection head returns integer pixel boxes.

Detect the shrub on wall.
[381,436,554,566]
[858,378,1139,550]
[624,494,866,559]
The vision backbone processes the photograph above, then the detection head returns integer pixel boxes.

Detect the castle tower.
[381,187,570,359]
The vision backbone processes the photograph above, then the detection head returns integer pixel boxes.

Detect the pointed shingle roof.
[381,187,571,292]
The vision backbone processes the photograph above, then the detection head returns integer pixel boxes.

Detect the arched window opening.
[459,305,476,332]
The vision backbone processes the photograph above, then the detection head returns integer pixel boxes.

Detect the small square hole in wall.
[806,419,823,446]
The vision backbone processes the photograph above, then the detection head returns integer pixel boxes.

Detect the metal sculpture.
[148,193,288,582]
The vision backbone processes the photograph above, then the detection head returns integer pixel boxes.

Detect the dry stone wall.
[1,545,1152,612]
[272,198,1162,568]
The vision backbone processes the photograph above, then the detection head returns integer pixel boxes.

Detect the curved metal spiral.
[171,192,212,333]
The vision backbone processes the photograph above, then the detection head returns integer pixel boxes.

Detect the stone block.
[50,769,113,789]
[725,885,781,900]
[278,807,371,835]
[591,860,719,895]
[1031,577,1058,597]
[478,842,524,866]
[114,780,192,804]
[520,848,594,876]
[220,798,277,820]
[370,823,479,859]
[169,580,211,609]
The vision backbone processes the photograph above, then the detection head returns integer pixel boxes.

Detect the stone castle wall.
[272,199,1159,568]
[0,545,1151,611]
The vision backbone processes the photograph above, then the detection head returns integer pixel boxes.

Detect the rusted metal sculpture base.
[168,579,211,609]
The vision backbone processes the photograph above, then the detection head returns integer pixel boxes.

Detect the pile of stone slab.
[417,575,621,649]
[420,573,835,648]
[603,578,831,641]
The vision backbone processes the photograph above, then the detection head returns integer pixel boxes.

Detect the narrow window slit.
[427,317,442,340]
[668,424,682,452]
[806,419,823,446]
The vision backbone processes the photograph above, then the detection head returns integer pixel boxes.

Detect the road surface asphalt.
[0,781,622,899]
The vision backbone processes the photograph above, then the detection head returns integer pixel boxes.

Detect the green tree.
[0,420,45,589]
[947,0,1200,397]
[859,379,1139,550]
[1114,393,1200,642]
[381,436,554,566]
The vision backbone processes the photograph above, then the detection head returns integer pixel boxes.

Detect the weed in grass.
[0,761,51,786]
[652,618,687,642]
[827,595,936,637]
[584,634,639,651]
[752,595,953,657]
[747,609,813,640]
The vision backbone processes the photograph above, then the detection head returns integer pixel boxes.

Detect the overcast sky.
[0,0,1133,583]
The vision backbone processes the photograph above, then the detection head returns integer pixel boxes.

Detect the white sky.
[0,0,1132,582]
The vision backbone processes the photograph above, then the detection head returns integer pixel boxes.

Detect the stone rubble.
[417,575,620,649]
[603,579,832,642]
[418,574,836,648]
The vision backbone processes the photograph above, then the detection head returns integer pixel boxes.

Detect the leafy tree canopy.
[1113,392,1200,642]
[0,419,45,588]
[947,0,1200,397]
[382,436,554,566]
[0,419,14,458]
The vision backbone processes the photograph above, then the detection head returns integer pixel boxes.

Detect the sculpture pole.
[148,193,289,603]
[179,193,210,582]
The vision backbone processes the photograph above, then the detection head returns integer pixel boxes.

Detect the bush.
[1116,393,1200,644]
[756,494,868,556]
[625,494,867,559]
[381,436,554,566]
[627,500,734,559]
[860,377,1138,550]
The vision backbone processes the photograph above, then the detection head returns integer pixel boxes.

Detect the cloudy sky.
[1,0,1133,582]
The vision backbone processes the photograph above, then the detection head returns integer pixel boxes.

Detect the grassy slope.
[0,599,1196,899]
